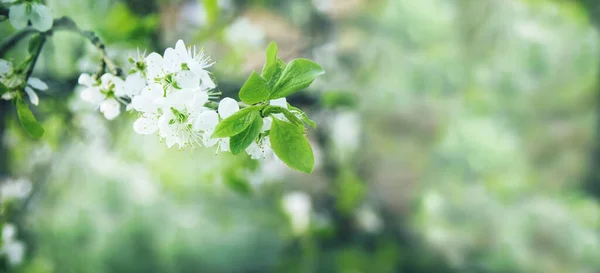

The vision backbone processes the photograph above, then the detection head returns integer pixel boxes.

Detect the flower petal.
[30,3,53,32]
[100,98,121,120]
[78,73,95,87]
[163,47,181,73]
[270,98,288,108]
[80,87,104,104]
[144,52,164,81]
[27,77,48,90]
[24,86,39,106]
[8,4,28,30]
[0,59,12,75]
[198,70,216,90]
[191,91,209,110]
[218,97,239,119]
[133,116,158,135]
[174,40,189,62]
[174,70,199,89]
[193,110,219,131]
[125,74,146,95]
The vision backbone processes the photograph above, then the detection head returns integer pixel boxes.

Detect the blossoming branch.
[0,0,324,174]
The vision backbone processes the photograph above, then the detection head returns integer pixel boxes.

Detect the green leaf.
[262,41,279,81]
[0,82,7,96]
[270,118,314,173]
[16,98,44,139]
[203,0,219,26]
[239,71,270,104]
[212,106,261,138]
[321,91,358,109]
[225,176,252,195]
[230,114,263,155]
[28,34,44,54]
[261,106,303,126]
[288,105,316,129]
[271,58,325,99]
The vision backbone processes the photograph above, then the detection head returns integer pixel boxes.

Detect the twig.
[0,28,37,57]
[50,17,122,76]
[0,6,8,17]
[0,16,122,76]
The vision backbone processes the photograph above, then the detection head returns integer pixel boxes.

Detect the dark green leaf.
[288,104,317,129]
[270,118,314,173]
[239,71,270,104]
[230,114,263,155]
[16,98,44,139]
[212,106,261,138]
[271,58,325,99]
[0,82,7,95]
[262,41,279,81]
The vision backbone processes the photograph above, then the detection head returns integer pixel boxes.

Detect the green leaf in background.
[16,98,44,139]
[212,106,261,138]
[224,175,252,195]
[262,41,279,81]
[270,118,314,173]
[230,115,263,155]
[288,104,316,129]
[321,91,358,109]
[0,82,7,95]
[271,58,325,99]
[28,34,45,54]
[239,71,270,104]
[203,0,219,26]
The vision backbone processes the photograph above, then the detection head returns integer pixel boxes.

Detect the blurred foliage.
[1,0,600,272]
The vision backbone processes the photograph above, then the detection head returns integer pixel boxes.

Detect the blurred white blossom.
[225,17,266,47]
[282,192,312,235]
[1,223,26,266]
[6,1,53,32]
[0,177,32,201]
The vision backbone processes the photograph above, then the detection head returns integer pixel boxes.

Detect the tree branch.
[0,16,122,76]
[0,6,8,17]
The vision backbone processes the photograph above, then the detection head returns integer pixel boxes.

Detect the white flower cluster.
[76,40,309,161]
[3,0,53,32]
[0,59,48,106]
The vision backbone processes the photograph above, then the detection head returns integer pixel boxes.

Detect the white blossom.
[0,177,32,200]
[225,17,266,47]
[194,97,239,152]
[8,2,53,32]
[78,73,122,120]
[282,192,312,235]
[355,205,383,233]
[1,223,26,266]
[0,59,46,105]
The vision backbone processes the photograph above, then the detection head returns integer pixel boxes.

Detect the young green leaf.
[270,118,314,173]
[288,105,316,129]
[16,98,44,139]
[271,58,325,99]
[261,106,303,126]
[230,114,263,155]
[212,106,261,138]
[239,71,270,104]
[262,41,279,81]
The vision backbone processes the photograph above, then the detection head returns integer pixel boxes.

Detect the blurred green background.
[2,0,600,272]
